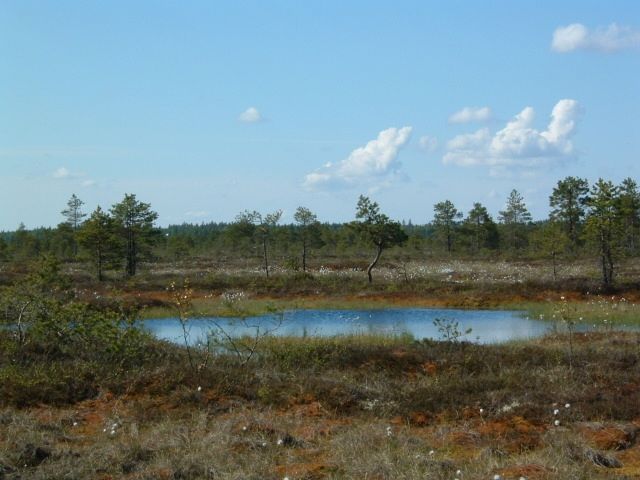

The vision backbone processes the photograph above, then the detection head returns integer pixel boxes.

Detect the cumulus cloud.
[238,107,263,123]
[449,106,492,124]
[443,99,581,169]
[418,135,438,152]
[304,126,412,189]
[81,179,96,188]
[552,23,640,53]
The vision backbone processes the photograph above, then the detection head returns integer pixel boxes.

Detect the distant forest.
[1,176,638,286]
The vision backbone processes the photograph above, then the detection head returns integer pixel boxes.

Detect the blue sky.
[2,0,639,229]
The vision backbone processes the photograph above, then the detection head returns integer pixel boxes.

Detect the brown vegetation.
[2,330,640,478]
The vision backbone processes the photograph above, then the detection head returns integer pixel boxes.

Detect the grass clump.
[526,294,640,327]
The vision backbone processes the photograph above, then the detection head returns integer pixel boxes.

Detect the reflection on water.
[141,308,557,345]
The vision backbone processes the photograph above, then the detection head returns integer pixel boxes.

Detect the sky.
[2,0,640,230]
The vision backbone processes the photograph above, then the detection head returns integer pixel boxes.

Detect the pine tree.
[61,194,87,230]
[531,221,569,281]
[464,202,498,254]
[77,207,120,281]
[294,206,320,272]
[352,195,407,283]
[617,177,640,254]
[432,200,462,254]
[549,177,589,251]
[499,190,532,250]
[110,194,159,277]
[584,179,622,287]
[61,194,87,257]
[234,210,282,277]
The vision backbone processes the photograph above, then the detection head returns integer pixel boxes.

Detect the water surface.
[141,308,554,345]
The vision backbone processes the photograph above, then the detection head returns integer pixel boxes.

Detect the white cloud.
[239,107,263,123]
[443,99,581,169]
[52,167,72,179]
[418,135,438,152]
[52,166,96,186]
[552,23,640,53]
[52,166,86,180]
[304,126,412,189]
[449,106,492,124]
[304,172,332,186]
[443,128,491,166]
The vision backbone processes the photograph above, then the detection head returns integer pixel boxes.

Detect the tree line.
[1,176,639,286]
[1,194,160,281]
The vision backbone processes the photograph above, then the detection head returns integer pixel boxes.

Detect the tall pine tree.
[432,200,462,254]
[110,194,159,276]
[549,177,589,251]
[499,190,532,251]
[77,206,120,281]
[584,179,622,287]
